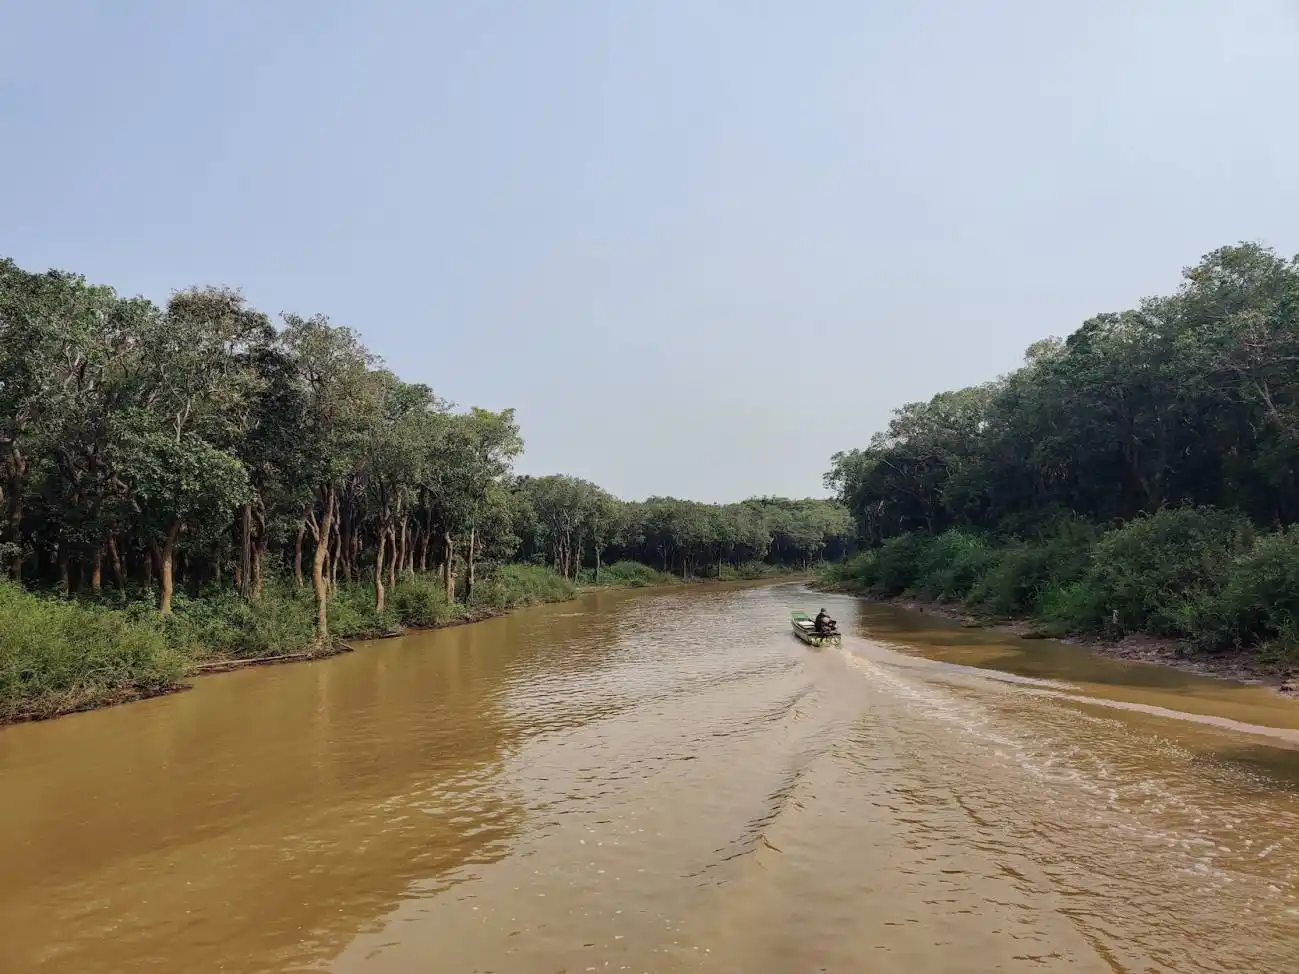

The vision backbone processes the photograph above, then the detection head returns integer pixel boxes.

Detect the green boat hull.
[791,611,841,647]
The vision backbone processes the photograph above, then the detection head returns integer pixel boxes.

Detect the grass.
[0,563,581,724]
[581,560,679,588]
[0,581,187,722]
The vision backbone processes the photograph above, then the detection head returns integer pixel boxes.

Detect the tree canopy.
[827,243,1299,545]
[0,256,853,642]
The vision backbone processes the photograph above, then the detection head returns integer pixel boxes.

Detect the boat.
[791,610,841,647]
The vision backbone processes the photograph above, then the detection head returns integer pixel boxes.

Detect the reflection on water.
[1,584,1298,972]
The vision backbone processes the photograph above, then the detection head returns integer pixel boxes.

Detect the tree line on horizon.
[0,256,852,639]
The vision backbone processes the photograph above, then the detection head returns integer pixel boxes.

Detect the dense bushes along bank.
[825,243,1299,676]
[0,565,576,724]
[821,509,1299,667]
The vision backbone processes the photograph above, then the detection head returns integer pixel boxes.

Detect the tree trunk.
[239,502,253,599]
[58,548,70,595]
[419,526,430,573]
[392,518,403,584]
[158,523,181,615]
[91,546,103,592]
[442,531,456,601]
[252,539,267,599]
[374,529,387,613]
[595,545,601,584]
[340,506,354,583]
[107,536,125,595]
[6,495,22,583]
[294,518,306,589]
[312,487,335,639]
[142,546,155,590]
[467,525,476,601]
[387,528,398,590]
[3,451,25,582]
[327,500,340,593]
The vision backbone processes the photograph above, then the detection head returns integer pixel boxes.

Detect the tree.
[280,315,377,640]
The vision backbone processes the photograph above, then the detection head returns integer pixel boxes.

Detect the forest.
[0,256,851,720]
[825,242,1299,662]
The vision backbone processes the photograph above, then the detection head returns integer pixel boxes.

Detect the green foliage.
[389,577,459,628]
[484,564,577,607]
[824,243,1299,661]
[512,479,854,581]
[324,583,402,639]
[828,243,1299,542]
[161,580,394,658]
[871,534,931,594]
[1083,508,1249,637]
[717,561,800,581]
[0,252,856,720]
[821,550,880,590]
[583,560,677,587]
[0,581,185,721]
[966,522,1096,616]
[1198,531,1299,657]
[1036,579,1109,634]
[912,531,995,601]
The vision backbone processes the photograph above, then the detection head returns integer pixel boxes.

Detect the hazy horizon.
[4,1,1298,503]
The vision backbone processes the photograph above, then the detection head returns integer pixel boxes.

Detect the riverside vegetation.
[824,243,1299,676]
[0,257,852,722]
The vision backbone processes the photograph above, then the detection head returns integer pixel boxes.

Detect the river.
[2,582,1298,972]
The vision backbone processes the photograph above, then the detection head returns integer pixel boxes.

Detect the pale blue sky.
[3,1,1298,501]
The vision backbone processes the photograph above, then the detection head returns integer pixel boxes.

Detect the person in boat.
[814,608,836,634]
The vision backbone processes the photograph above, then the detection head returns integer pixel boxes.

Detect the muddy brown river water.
[3,582,1299,972]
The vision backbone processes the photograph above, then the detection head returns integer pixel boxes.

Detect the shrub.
[164,580,377,657]
[0,581,186,720]
[390,577,461,628]
[873,533,931,594]
[718,561,790,581]
[585,560,677,587]
[488,564,576,607]
[1200,529,1299,655]
[912,531,995,601]
[1037,578,1109,634]
[327,582,401,639]
[821,550,879,590]
[967,522,1095,616]
[1083,507,1250,637]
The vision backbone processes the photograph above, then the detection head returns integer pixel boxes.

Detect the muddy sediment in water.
[3,583,1299,972]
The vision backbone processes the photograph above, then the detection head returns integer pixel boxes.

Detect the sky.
[3,1,1299,502]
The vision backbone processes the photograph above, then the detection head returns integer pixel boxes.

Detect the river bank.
[0,565,580,726]
[819,582,1299,695]
[1,562,814,727]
